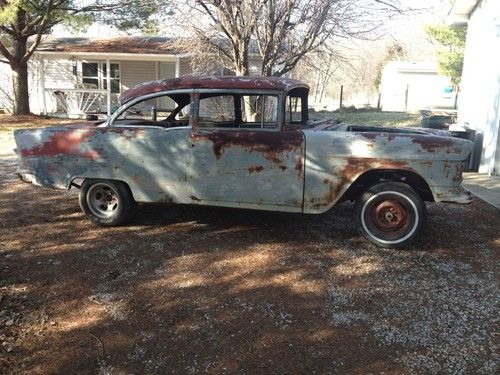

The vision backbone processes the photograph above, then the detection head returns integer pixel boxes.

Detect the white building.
[0,36,262,118]
[449,0,500,175]
[379,61,456,112]
[0,37,187,117]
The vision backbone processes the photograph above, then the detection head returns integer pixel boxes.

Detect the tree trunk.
[261,58,276,77]
[11,35,30,115]
[11,61,30,115]
[235,65,250,76]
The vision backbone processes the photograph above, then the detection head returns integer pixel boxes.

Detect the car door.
[186,92,305,212]
[107,91,192,204]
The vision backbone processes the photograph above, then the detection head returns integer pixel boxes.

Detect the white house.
[0,37,193,117]
[379,61,456,112]
[0,36,262,118]
[449,0,500,175]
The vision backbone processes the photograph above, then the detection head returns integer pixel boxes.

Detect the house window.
[81,62,121,94]
[103,63,121,94]
[81,62,99,88]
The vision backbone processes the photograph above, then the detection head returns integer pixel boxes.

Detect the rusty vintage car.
[14,76,473,247]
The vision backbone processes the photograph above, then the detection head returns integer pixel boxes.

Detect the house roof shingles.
[37,36,180,55]
[37,36,261,56]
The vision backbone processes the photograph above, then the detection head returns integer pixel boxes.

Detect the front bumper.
[432,185,474,204]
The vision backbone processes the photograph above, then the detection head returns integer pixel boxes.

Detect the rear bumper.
[432,185,474,204]
[17,171,66,190]
[18,172,44,187]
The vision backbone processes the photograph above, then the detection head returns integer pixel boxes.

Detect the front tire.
[354,182,425,247]
[79,179,133,226]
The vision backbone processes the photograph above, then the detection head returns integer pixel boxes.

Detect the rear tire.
[354,182,425,247]
[79,179,133,226]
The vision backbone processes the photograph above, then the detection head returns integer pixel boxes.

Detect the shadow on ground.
[1,162,499,374]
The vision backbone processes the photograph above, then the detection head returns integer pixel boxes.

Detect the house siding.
[0,56,52,114]
[0,57,182,115]
[120,60,157,91]
[458,0,500,174]
[43,57,75,89]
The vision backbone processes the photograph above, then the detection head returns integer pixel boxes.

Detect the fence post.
[404,84,409,112]
[339,85,344,109]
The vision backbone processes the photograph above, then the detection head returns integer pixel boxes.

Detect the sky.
[53,0,452,39]
[384,0,451,38]
[50,0,452,64]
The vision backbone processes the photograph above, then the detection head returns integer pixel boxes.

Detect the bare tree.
[179,0,267,75]
[170,36,238,75]
[296,50,344,104]
[176,0,411,77]
[256,0,358,77]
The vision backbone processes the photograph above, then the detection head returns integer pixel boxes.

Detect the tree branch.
[0,40,14,65]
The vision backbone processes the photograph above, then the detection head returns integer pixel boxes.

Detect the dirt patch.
[0,131,498,374]
[0,114,75,157]
[0,114,74,129]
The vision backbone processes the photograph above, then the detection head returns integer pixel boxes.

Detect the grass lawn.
[315,111,421,127]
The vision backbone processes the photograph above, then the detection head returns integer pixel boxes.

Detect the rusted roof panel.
[121,76,309,103]
[37,37,179,55]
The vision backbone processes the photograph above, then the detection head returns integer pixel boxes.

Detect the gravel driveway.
[0,132,499,374]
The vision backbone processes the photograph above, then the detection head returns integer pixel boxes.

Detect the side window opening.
[113,93,190,127]
[197,94,278,129]
[286,96,303,124]
[240,95,278,129]
[198,95,235,128]
[285,87,308,126]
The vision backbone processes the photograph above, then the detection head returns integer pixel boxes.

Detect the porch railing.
[44,88,108,118]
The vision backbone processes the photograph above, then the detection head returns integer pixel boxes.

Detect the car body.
[14,76,473,246]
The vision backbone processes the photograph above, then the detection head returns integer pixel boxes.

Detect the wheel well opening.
[340,169,434,203]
